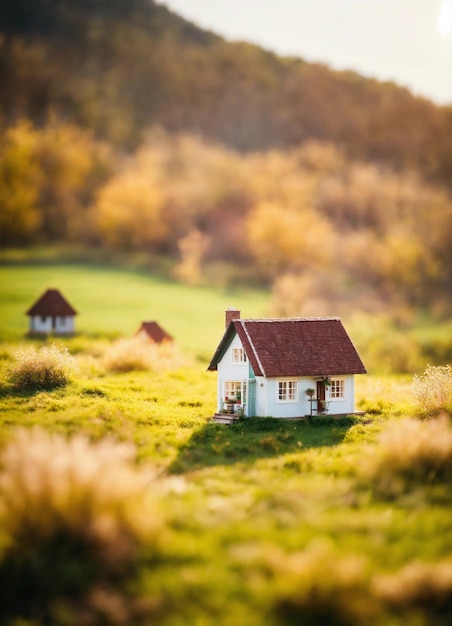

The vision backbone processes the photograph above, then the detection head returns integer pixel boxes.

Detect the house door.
[248,380,256,417]
[316,381,325,413]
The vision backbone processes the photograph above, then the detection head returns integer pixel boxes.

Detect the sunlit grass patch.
[355,374,415,416]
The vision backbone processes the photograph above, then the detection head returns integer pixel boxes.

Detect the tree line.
[1,121,451,320]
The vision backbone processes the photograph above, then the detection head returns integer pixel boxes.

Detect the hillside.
[1,0,451,182]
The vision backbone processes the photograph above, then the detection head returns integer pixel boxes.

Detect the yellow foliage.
[246,201,334,277]
[270,272,340,318]
[172,229,210,286]
[0,120,42,244]
[94,170,168,250]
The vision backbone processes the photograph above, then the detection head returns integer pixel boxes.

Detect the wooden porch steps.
[211,413,239,425]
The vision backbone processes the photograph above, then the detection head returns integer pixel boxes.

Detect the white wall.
[55,316,75,334]
[30,316,52,333]
[30,316,75,334]
[256,375,356,418]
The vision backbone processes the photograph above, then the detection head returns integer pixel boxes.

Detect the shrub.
[8,343,76,390]
[103,337,190,373]
[0,428,162,625]
[412,364,452,415]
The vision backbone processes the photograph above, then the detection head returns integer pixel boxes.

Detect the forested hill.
[1,0,451,184]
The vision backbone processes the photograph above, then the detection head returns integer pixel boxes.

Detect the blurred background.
[1,0,451,370]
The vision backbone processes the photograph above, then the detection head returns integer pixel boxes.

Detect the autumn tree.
[0,121,42,245]
[0,119,112,247]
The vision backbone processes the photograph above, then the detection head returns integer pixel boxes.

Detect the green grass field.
[0,260,451,626]
[0,261,269,359]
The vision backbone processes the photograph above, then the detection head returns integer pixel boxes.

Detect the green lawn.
[0,261,269,359]
[0,260,451,626]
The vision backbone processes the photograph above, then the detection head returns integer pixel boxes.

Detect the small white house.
[26,289,77,335]
[208,309,366,419]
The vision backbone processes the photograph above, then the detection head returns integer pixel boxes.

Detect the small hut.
[26,289,77,335]
[134,321,173,344]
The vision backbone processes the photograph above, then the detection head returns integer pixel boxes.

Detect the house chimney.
[225,308,240,328]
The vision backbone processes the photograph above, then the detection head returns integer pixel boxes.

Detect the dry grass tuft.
[374,560,452,626]
[412,364,452,415]
[262,541,378,626]
[261,542,452,626]
[8,343,77,390]
[103,336,190,373]
[0,427,162,624]
[361,417,452,494]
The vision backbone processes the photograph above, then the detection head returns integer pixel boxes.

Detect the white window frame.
[224,381,246,402]
[232,347,247,363]
[329,378,345,400]
[277,379,298,403]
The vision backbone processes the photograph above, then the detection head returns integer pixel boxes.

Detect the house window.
[330,379,345,399]
[232,348,247,363]
[224,381,244,401]
[278,380,298,402]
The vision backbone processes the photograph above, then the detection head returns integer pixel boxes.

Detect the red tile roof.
[134,321,173,343]
[208,317,366,377]
[26,289,77,317]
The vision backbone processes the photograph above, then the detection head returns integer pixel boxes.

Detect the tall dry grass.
[265,541,377,626]
[375,560,452,626]
[360,416,452,495]
[260,542,452,626]
[103,336,191,373]
[8,343,77,390]
[0,428,162,624]
[412,364,452,415]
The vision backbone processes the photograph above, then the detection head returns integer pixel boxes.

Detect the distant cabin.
[134,321,173,344]
[26,289,77,335]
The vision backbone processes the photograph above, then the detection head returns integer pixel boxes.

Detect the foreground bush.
[103,337,190,373]
[266,542,377,626]
[375,560,452,626]
[262,542,452,626]
[8,343,76,390]
[361,417,452,496]
[412,364,452,415]
[0,428,162,625]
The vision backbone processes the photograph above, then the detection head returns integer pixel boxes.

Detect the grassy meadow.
[0,260,451,626]
[0,260,269,358]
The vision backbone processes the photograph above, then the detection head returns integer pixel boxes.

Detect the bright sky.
[161,0,452,106]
